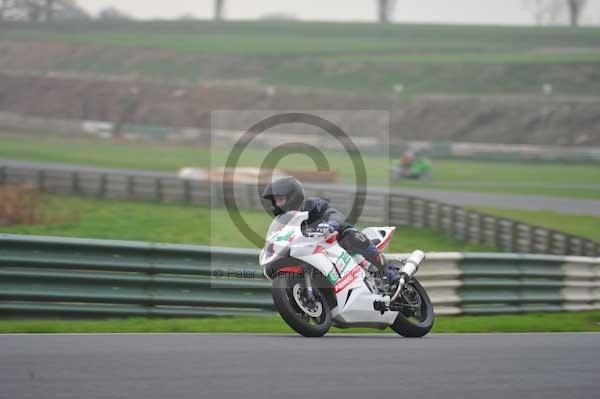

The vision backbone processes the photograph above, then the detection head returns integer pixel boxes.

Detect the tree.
[55,0,89,20]
[23,0,42,21]
[98,6,131,20]
[214,0,224,21]
[0,0,16,22]
[2,0,88,22]
[522,0,588,26]
[44,0,54,21]
[522,0,564,25]
[566,0,587,26]
[377,0,396,23]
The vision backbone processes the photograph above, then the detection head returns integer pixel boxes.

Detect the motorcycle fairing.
[260,211,399,326]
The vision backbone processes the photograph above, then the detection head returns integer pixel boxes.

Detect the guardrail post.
[540,228,550,254]
[510,220,518,252]
[71,171,80,194]
[446,205,454,237]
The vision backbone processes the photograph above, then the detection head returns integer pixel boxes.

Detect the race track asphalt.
[394,187,600,216]
[1,333,599,399]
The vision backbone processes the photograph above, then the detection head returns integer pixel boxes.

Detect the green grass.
[0,194,494,252]
[2,21,600,95]
[473,207,600,242]
[2,132,600,199]
[4,21,600,57]
[324,51,600,65]
[1,311,599,334]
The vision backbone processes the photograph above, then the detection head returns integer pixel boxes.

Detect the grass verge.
[0,194,495,252]
[1,312,599,334]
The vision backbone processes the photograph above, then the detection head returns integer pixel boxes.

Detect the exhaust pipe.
[391,250,425,302]
[400,250,425,280]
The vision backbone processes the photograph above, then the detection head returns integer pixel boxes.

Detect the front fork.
[304,270,315,300]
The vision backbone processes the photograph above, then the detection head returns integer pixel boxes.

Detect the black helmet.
[262,176,305,216]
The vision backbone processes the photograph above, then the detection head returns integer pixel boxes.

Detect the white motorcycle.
[260,210,434,337]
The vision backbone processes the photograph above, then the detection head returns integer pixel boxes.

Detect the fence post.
[542,228,551,254]
[383,192,390,226]
[475,212,484,245]
[37,170,46,192]
[127,176,135,199]
[156,178,163,202]
[98,174,107,198]
[71,171,80,194]
[183,179,191,204]
[452,206,461,241]
[528,225,534,253]
[434,202,442,231]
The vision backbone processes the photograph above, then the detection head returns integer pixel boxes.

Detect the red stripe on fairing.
[313,246,327,255]
[325,232,339,244]
[279,266,302,273]
[333,265,363,293]
[376,228,396,251]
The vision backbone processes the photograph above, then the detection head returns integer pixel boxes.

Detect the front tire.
[272,273,331,337]
[390,278,434,338]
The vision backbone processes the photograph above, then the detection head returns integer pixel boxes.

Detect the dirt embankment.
[0,73,598,146]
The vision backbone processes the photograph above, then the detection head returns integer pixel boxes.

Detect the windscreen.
[266,211,305,238]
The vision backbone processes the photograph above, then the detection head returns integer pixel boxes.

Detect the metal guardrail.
[0,234,272,318]
[0,234,598,318]
[1,161,599,257]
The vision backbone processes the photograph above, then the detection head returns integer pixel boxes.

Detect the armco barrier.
[1,160,599,257]
[0,234,598,318]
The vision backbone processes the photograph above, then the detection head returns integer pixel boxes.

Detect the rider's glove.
[317,223,336,235]
[327,221,340,231]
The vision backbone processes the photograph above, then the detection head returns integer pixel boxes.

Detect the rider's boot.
[363,245,401,286]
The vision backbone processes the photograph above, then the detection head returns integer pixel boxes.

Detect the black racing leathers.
[300,197,384,267]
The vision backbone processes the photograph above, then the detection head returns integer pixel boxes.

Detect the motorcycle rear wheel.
[390,278,435,338]
[272,273,332,337]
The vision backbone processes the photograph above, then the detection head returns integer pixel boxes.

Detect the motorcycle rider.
[262,176,401,286]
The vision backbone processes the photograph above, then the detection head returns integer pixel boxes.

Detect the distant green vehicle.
[391,156,432,181]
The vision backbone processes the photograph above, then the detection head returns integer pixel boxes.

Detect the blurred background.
[0,0,599,326]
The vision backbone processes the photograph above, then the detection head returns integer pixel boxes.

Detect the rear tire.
[390,278,434,338]
[272,273,331,337]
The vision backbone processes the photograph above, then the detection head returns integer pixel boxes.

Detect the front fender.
[262,256,304,281]
[262,257,338,312]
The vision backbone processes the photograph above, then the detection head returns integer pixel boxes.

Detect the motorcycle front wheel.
[271,273,332,337]
[390,278,435,338]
